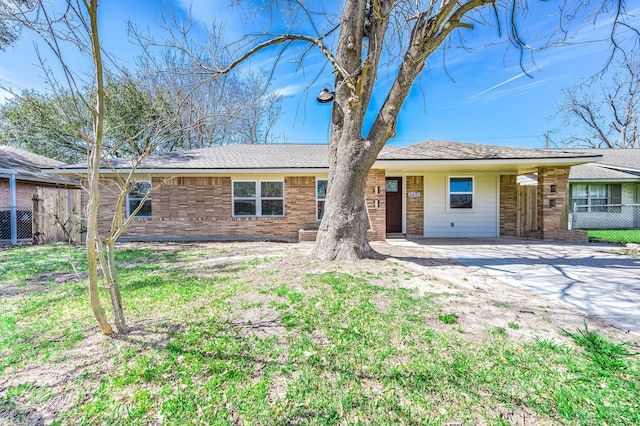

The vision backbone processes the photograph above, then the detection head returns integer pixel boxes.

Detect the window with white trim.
[571,183,621,213]
[126,181,152,218]
[233,180,284,217]
[316,179,327,221]
[448,177,473,210]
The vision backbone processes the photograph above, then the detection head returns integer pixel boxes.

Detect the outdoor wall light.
[316,85,335,104]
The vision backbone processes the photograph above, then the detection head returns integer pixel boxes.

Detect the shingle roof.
[561,148,640,172]
[378,140,597,160]
[63,144,331,170]
[0,145,79,186]
[569,163,640,180]
[56,141,600,172]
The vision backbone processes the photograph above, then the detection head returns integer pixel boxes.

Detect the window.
[233,180,284,217]
[448,177,473,210]
[386,179,399,192]
[127,181,152,218]
[317,179,327,221]
[571,184,622,213]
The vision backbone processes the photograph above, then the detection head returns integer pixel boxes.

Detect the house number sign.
[408,192,421,198]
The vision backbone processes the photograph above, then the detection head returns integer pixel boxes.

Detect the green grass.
[1,244,639,425]
[438,313,458,324]
[588,229,640,244]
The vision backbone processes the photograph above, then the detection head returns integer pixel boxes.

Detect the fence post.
[9,173,17,245]
[32,191,42,245]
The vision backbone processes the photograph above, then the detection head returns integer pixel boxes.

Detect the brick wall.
[366,169,386,241]
[499,175,517,236]
[537,166,586,241]
[93,170,387,242]
[406,176,424,237]
[1,179,69,207]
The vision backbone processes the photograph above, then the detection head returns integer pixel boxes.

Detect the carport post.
[0,168,18,244]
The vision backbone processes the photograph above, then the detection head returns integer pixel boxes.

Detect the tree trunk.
[86,162,113,335]
[313,134,384,261]
[105,240,127,333]
[85,0,114,335]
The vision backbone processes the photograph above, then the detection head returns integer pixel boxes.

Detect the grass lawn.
[1,242,639,425]
[588,229,640,244]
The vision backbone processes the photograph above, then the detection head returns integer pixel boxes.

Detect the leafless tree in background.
[556,56,639,148]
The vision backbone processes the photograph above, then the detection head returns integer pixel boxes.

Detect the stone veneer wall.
[499,175,517,236]
[537,166,587,242]
[93,169,387,242]
[406,176,424,237]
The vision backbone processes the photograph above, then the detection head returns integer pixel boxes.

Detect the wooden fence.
[516,184,538,237]
[32,187,83,244]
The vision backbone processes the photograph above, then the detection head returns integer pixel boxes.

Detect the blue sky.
[1,1,638,149]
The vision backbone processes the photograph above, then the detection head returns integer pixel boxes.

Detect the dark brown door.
[385,177,402,233]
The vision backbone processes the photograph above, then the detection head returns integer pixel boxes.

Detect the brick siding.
[537,166,587,242]
[499,175,517,236]
[1,179,69,207]
[406,176,424,237]
[93,170,387,242]
[365,169,386,241]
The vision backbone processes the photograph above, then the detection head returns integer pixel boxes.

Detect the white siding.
[423,172,499,237]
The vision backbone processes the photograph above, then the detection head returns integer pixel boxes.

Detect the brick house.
[46,141,601,242]
[1,146,80,242]
[0,146,78,206]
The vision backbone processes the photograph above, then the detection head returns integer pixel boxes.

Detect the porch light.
[316,85,335,104]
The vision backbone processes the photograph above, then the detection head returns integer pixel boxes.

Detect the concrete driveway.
[407,238,640,335]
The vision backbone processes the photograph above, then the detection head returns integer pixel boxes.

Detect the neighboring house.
[0,145,80,242]
[45,141,601,242]
[565,149,640,230]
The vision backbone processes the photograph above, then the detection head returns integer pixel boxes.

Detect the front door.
[385,177,402,233]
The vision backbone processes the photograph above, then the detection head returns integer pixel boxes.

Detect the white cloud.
[0,66,27,97]
[174,0,244,37]
[272,84,305,98]
[0,88,15,103]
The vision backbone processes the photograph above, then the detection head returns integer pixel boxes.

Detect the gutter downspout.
[0,168,18,244]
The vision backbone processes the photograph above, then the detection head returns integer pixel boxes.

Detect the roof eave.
[43,167,332,176]
[569,178,640,183]
[374,156,603,167]
[597,164,640,174]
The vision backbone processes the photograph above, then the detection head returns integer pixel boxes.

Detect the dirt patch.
[6,239,636,348]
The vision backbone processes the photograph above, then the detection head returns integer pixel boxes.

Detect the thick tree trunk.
[313,135,383,261]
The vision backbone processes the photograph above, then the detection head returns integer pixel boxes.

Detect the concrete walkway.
[399,238,640,335]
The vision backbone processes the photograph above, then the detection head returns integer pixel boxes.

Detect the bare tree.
[4,0,119,334]
[171,0,634,261]
[5,1,199,334]
[132,16,284,149]
[556,56,639,148]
